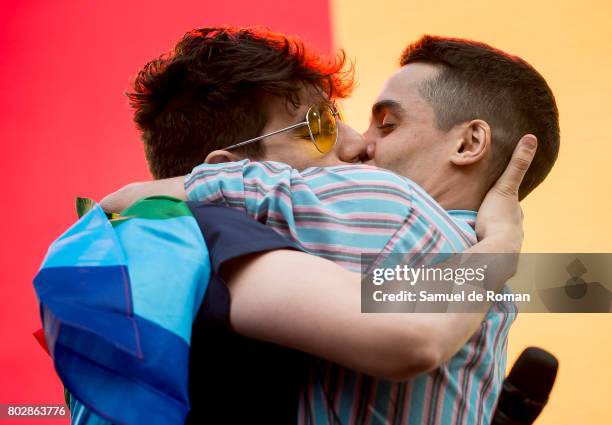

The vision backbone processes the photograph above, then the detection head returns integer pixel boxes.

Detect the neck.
[420,172,484,211]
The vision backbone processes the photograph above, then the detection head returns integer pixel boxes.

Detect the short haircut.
[400,35,560,200]
[128,26,354,179]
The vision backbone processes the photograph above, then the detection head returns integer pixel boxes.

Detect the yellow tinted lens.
[307,105,337,153]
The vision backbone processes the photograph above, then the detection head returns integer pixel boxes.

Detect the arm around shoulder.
[224,249,454,381]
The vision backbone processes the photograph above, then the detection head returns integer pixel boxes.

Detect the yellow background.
[331,0,612,423]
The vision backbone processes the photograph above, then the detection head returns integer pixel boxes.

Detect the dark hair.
[128,26,354,179]
[400,35,559,200]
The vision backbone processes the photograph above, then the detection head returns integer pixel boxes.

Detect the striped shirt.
[185,159,516,425]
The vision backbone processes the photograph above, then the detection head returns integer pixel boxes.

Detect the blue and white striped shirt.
[185,160,516,425]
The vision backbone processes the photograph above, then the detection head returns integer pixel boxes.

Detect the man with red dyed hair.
[82,28,557,424]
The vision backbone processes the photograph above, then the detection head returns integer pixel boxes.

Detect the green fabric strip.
[115,195,193,224]
[76,195,192,228]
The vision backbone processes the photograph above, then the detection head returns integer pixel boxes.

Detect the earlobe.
[450,120,491,167]
[205,150,242,164]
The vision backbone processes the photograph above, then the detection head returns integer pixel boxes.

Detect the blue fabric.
[34,201,303,425]
[113,216,209,344]
[55,314,190,425]
[34,202,210,425]
[36,265,139,358]
[41,204,125,269]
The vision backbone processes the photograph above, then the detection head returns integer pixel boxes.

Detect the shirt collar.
[447,209,477,233]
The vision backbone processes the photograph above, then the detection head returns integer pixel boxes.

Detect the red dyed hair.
[128,26,354,178]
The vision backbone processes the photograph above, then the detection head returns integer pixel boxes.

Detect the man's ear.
[205,150,242,164]
[450,120,491,167]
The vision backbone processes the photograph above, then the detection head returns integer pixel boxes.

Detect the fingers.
[493,135,537,198]
[99,192,118,213]
[99,183,141,213]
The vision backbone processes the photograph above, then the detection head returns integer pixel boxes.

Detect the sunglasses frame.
[224,102,342,154]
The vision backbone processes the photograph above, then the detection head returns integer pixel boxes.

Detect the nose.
[334,122,371,163]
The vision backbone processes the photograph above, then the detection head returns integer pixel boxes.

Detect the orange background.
[332,1,612,423]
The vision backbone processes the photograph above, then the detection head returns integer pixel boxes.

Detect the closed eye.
[377,123,395,133]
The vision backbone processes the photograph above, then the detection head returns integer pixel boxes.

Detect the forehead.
[376,63,440,111]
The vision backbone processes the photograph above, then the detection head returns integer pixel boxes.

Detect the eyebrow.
[372,100,406,118]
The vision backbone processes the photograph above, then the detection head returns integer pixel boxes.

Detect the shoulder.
[301,164,417,200]
[313,164,415,184]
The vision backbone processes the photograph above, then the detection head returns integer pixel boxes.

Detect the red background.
[0,1,331,422]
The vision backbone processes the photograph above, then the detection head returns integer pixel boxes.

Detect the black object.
[491,347,558,425]
[186,203,309,424]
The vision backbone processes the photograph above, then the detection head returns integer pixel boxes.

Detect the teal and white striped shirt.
[185,160,516,425]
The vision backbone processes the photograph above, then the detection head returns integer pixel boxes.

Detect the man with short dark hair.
[101,29,559,424]
[367,35,559,203]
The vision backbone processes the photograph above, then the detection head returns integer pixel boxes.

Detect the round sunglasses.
[224,103,342,154]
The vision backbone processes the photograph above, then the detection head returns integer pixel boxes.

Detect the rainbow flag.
[33,196,211,425]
